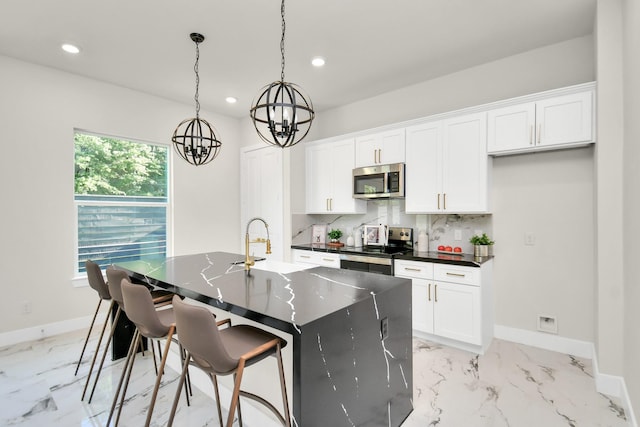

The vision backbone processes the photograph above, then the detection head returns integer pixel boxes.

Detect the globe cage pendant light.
[172,33,222,166]
[249,0,315,148]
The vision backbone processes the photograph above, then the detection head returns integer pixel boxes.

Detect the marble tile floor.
[0,329,628,426]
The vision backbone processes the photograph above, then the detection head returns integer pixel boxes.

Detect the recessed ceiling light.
[225,96,237,104]
[61,43,80,54]
[311,57,325,67]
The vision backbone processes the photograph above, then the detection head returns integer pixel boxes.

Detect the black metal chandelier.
[249,0,315,148]
[172,33,222,166]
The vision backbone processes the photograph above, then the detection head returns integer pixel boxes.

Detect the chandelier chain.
[280,0,286,82]
[194,39,201,118]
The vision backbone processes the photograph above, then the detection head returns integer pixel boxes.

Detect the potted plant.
[328,228,343,243]
[469,233,494,257]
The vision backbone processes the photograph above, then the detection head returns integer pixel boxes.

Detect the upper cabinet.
[355,128,405,167]
[306,138,366,214]
[405,112,490,214]
[487,89,594,156]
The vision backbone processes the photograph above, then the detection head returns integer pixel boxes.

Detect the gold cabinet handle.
[322,258,335,262]
[373,150,377,164]
[299,254,311,258]
[326,198,330,211]
[537,123,542,144]
[330,198,333,211]
[404,267,422,272]
[443,193,447,210]
[428,283,431,302]
[530,125,534,145]
[437,193,441,210]
[446,272,465,278]
[434,284,438,302]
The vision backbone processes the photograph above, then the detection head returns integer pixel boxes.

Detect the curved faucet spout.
[245,217,272,271]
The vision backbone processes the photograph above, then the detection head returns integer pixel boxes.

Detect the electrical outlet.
[380,317,389,341]
[454,229,462,241]
[524,232,536,246]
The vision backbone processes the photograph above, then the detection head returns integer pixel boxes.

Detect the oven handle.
[339,254,392,266]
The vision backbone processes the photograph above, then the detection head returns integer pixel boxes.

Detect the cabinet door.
[241,146,284,260]
[405,121,442,213]
[433,281,481,345]
[536,91,593,148]
[355,129,405,167]
[487,102,536,154]
[442,112,489,213]
[305,143,333,213]
[329,139,365,213]
[411,279,434,334]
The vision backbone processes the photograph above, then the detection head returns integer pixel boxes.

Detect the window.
[74,132,169,274]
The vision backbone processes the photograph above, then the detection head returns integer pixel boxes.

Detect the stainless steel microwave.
[353,163,405,199]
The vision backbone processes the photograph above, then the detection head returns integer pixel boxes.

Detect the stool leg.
[83,304,120,402]
[144,326,175,427]
[107,329,140,427]
[167,350,191,426]
[276,343,291,427]
[226,362,246,427]
[74,298,103,376]
[210,373,223,427]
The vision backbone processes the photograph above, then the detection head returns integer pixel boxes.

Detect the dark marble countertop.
[291,244,492,267]
[116,251,410,332]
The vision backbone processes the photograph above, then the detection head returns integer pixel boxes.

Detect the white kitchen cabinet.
[354,128,405,167]
[487,90,594,155]
[395,259,492,353]
[292,249,340,269]
[432,279,481,345]
[405,112,490,213]
[306,138,366,214]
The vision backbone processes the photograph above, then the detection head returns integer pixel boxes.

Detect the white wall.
[0,55,241,333]
[623,0,640,415]
[289,36,597,342]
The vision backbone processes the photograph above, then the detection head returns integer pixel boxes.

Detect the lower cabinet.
[292,249,340,269]
[395,259,492,353]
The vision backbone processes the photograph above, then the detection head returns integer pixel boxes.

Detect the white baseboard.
[0,314,106,348]
[494,324,593,358]
[495,324,636,427]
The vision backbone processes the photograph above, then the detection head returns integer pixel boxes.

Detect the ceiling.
[0,0,595,119]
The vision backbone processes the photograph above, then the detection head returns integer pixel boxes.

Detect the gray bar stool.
[167,295,291,427]
[83,266,174,403]
[75,260,114,377]
[107,278,182,427]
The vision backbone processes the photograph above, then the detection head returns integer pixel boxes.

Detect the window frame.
[72,130,173,281]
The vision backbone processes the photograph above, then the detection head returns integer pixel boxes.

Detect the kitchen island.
[116,252,413,427]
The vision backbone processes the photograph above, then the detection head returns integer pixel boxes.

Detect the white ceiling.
[0,0,595,119]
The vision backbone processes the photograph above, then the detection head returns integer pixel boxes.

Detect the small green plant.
[469,233,494,245]
[328,229,343,241]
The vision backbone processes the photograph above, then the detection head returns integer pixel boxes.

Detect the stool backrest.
[172,295,238,374]
[121,278,171,338]
[85,260,111,300]
[106,266,129,309]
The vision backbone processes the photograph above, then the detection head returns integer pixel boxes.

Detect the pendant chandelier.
[249,0,315,148]
[172,33,222,166]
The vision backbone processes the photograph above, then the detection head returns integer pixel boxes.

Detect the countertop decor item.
[327,229,344,247]
[311,224,327,244]
[249,0,315,148]
[470,233,494,257]
[171,33,222,166]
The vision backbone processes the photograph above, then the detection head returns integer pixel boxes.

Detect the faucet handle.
[266,239,272,254]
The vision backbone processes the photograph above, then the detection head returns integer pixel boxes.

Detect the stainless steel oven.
[339,227,413,276]
[339,254,394,275]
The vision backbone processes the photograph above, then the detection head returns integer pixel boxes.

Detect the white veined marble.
[0,330,628,426]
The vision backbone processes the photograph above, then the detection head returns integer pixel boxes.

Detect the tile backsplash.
[292,199,492,254]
